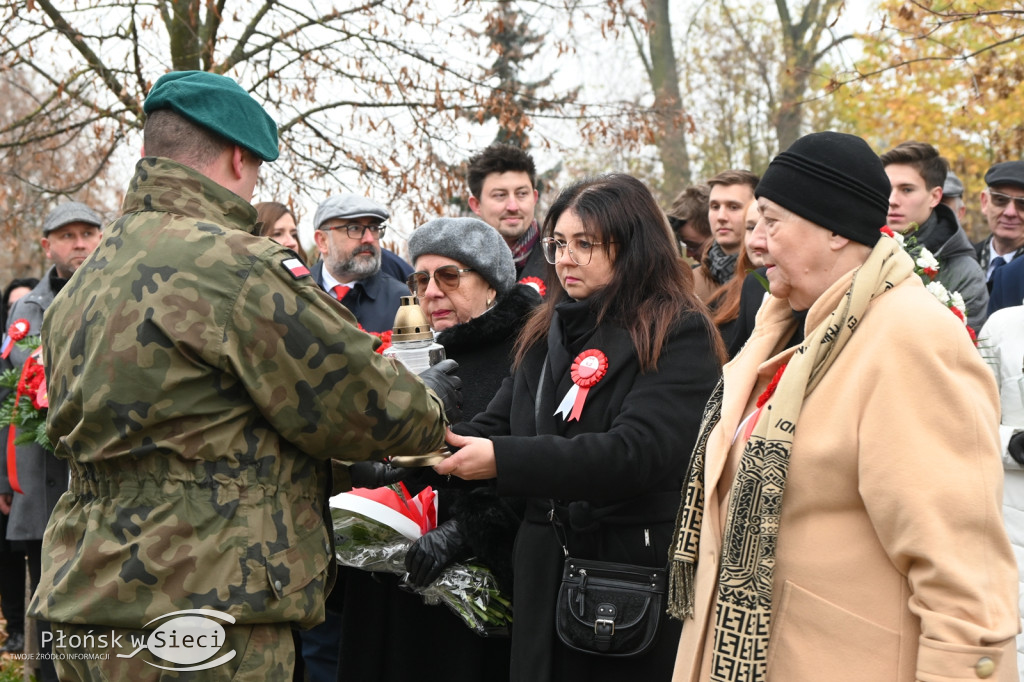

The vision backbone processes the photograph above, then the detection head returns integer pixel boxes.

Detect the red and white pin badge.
[554,349,608,422]
[1,319,29,360]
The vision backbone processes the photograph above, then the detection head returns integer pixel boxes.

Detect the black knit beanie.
[755,131,890,246]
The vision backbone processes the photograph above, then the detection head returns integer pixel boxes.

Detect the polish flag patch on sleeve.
[282,258,310,279]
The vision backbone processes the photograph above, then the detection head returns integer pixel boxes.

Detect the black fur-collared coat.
[337,284,540,682]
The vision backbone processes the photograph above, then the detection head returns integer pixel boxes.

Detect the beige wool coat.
[673,271,1020,682]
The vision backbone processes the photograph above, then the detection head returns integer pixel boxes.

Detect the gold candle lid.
[391,295,433,342]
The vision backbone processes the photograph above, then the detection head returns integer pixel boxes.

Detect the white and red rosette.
[519,276,546,297]
[0,319,30,360]
[554,349,608,422]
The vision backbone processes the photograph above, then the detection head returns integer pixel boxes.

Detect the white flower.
[926,280,951,305]
[890,230,905,246]
[949,291,965,315]
[915,248,939,272]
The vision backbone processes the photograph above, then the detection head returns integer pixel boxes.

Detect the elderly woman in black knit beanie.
[669,131,1019,682]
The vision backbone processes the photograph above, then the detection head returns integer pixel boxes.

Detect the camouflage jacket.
[31,158,446,629]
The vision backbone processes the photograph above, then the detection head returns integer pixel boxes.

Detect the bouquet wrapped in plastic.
[330,482,512,636]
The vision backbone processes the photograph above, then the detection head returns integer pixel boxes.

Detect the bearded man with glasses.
[310,194,410,332]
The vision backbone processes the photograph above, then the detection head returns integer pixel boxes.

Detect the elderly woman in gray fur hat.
[337,217,540,682]
[405,217,542,413]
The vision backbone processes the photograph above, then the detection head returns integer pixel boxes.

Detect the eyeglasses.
[540,237,613,266]
[407,265,475,296]
[319,223,387,239]
[987,190,1024,212]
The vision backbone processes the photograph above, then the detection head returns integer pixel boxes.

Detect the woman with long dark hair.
[255,201,305,262]
[436,173,723,682]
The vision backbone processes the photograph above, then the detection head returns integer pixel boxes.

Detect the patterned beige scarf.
[668,237,912,681]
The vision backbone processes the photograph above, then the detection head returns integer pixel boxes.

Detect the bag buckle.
[595,603,616,637]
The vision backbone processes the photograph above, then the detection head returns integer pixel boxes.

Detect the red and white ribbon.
[554,349,609,422]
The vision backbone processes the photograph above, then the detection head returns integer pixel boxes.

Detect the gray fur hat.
[408,217,516,295]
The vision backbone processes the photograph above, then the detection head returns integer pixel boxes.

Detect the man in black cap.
[974,160,1024,285]
[0,200,103,680]
[310,193,409,332]
[670,131,1018,682]
[30,71,458,681]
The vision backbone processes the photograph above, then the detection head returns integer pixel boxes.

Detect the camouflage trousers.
[49,621,295,681]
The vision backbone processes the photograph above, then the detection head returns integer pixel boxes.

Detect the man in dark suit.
[988,252,1024,315]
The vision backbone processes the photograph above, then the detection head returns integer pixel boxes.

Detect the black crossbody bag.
[537,360,668,657]
[555,551,667,657]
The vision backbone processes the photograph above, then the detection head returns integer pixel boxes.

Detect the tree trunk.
[164,0,203,72]
[646,0,691,193]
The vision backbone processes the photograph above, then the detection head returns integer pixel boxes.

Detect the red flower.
[950,305,965,323]
[519,276,546,297]
[17,357,46,410]
[879,225,895,238]
[923,267,938,279]
[967,325,978,344]
[373,330,393,355]
[33,376,48,410]
[358,324,393,354]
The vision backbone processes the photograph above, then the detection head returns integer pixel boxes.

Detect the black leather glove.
[1009,430,1024,466]
[349,460,409,489]
[404,519,467,588]
[419,358,463,423]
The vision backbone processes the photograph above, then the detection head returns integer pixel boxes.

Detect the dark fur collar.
[437,284,541,353]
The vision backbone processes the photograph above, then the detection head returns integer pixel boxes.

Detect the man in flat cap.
[30,71,459,680]
[941,170,967,224]
[974,160,1024,285]
[311,194,409,332]
[0,200,102,680]
[670,131,1018,682]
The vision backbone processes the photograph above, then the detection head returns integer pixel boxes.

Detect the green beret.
[144,71,279,162]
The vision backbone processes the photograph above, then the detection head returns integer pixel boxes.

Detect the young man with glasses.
[310,194,409,332]
[974,161,1024,286]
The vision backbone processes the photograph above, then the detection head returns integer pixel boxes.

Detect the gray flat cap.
[942,171,964,199]
[408,217,516,296]
[313,194,389,230]
[43,201,103,235]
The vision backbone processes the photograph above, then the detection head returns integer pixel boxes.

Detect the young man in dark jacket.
[881,141,989,328]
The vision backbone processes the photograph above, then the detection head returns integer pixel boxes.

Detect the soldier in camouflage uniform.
[29,71,455,681]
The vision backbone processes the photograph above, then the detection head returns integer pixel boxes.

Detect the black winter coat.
[456,298,721,682]
[337,285,540,682]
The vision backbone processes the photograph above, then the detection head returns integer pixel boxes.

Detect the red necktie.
[332,284,351,301]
